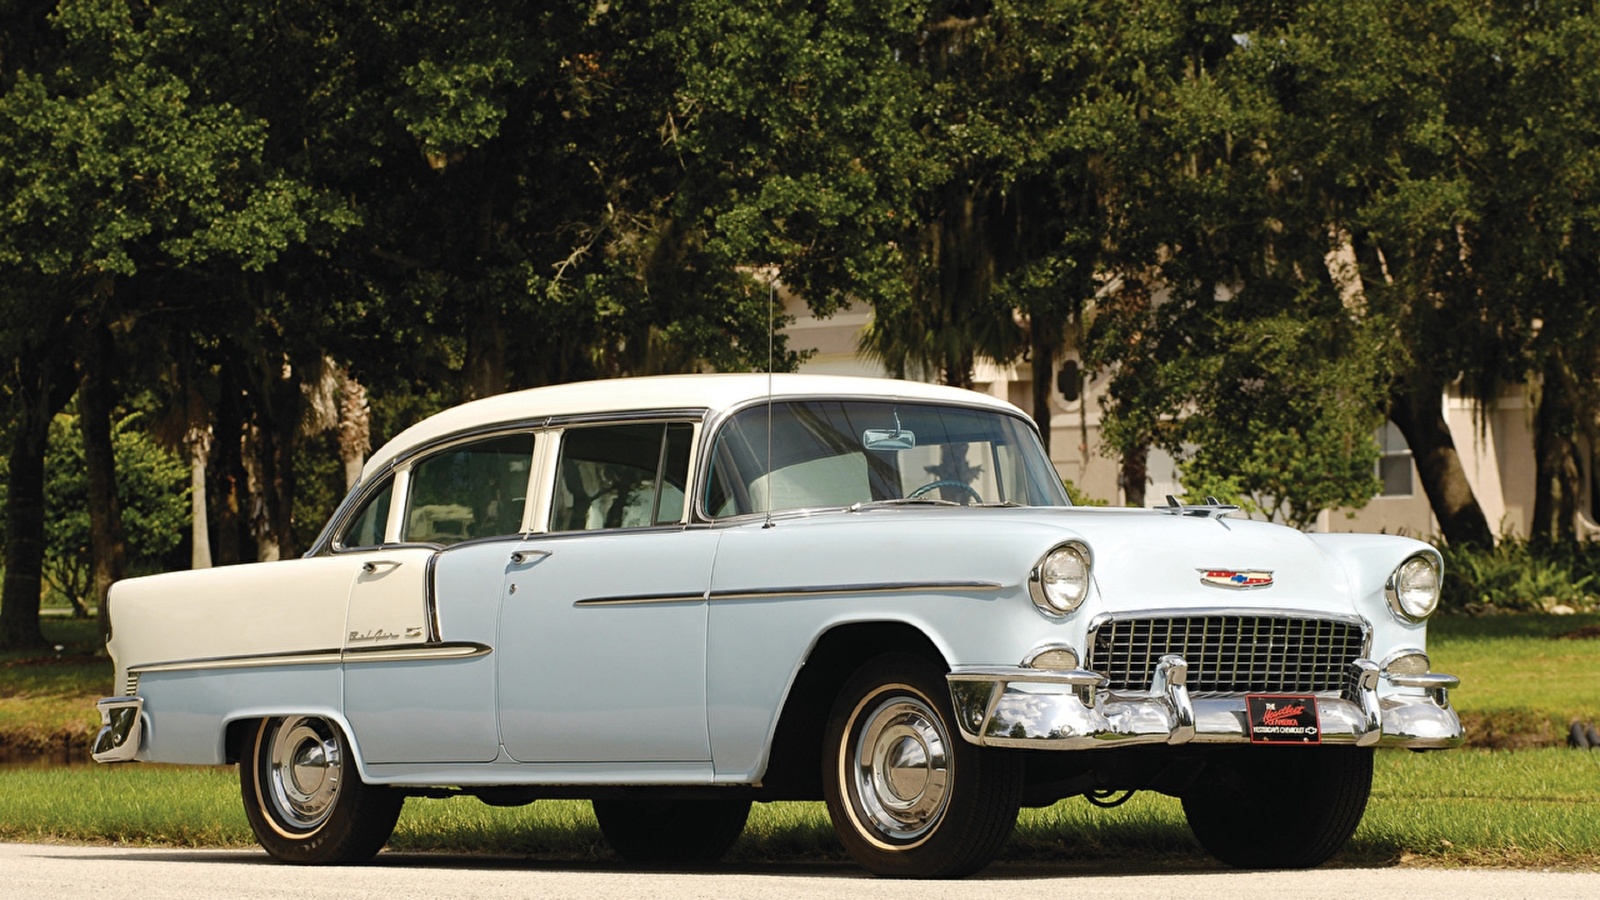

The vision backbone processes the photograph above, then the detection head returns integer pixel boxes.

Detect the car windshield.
[703,399,1070,517]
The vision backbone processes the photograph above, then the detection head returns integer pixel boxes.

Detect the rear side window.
[402,434,535,544]
[337,479,393,550]
[551,422,693,531]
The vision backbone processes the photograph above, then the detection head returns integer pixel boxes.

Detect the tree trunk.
[1030,313,1057,455]
[78,316,128,629]
[337,372,371,490]
[0,353,73,650]
[209,374,246,566]
[186,423,213,569]
[1120,445,1149,508]
[1388,371,1494,548]
[465,304,508,399]
[1531,354,1580,543]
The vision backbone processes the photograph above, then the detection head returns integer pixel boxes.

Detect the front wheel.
[822,653,1022,878]
[240,715,403,864]
[1182,745,1373,869]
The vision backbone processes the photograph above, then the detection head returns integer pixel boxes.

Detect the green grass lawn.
[3,748,1597,867]
[1429,612,1600,748]
[4,612,1600,868]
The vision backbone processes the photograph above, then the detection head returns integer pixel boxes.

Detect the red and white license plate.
[1245,694,1322,744]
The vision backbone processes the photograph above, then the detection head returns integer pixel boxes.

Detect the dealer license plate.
[1245,694,1322,745]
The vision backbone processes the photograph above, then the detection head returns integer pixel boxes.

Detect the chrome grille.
[1088,614,1367,696]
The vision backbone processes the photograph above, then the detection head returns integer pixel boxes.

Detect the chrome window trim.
[543,416,707,534]
[385,419,553,472]
[313,463,398,556]
[693,394,1066,524]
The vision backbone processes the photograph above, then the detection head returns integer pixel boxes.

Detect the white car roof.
[363,373,1024,478]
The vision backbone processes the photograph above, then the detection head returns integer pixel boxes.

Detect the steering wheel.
[907,479,983,503]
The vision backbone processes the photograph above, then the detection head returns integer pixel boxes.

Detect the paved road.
[6,842,1598,899]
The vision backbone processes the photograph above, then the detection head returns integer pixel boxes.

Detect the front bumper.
[92,697,145,763]
[948,656,1463,750]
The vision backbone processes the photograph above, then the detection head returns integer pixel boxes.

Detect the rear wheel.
[822,653,1022,878]
[240,716,403,864]
[592,797,751,865]
[1182,745,1373,869]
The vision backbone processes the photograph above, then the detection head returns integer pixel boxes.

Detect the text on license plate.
[1245,694,1322,744]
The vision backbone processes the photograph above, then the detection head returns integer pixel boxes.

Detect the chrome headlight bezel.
[1386,552,1442,622]
[1029,541,1093,617]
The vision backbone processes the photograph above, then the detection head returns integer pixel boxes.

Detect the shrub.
[1440,538,1600,614]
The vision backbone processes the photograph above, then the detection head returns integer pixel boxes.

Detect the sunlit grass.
[5,748,1599,868]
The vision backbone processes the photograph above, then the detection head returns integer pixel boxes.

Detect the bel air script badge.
[1199,568,1274,589]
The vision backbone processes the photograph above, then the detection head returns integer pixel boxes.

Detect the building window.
[1377,421,1414,497]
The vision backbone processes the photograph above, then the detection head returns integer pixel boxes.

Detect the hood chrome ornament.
[1163,495,1240,519]
[1198,568,1275,589]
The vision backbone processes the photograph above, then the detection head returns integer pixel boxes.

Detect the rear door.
[495,420,716,768]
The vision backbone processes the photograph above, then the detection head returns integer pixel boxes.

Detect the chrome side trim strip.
[129,642,492,675]
[710,581,1004,601]
[343,642,492,663]
[574,592,707,608]
[573,580,1005,607]
[132,649,344,674]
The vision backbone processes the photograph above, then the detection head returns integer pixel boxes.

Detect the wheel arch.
[758,621,947,799]
[223,708,367,775]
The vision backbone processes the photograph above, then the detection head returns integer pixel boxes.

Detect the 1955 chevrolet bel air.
[93,373,1462,877]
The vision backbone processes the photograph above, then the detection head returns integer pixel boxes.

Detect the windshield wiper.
[847,498,962,511]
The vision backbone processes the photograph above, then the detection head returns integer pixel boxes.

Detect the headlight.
[1030,542,1092,617]
[1386,553,1441,621]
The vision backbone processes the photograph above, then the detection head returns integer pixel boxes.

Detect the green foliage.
[0,0,1598,579]
[1062,478,1108,507]
[42,412,188,611]
[1439,540,1600,614]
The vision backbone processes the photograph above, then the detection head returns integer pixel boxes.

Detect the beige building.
[784,293,1548,541]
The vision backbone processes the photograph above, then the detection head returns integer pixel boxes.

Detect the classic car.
[93,373,1462,877]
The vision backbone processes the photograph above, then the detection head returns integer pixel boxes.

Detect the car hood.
[772,505,1364,618]
[1017,507,1359,616]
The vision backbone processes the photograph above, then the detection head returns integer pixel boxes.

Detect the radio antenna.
[764,274,776,529]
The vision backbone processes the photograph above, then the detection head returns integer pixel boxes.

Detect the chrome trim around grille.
[1087,610,1370,696]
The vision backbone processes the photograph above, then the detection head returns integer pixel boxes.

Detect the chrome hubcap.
[849,693,951,843]
[264,716,342,831]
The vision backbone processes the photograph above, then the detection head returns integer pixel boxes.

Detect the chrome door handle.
[509,550,551,566]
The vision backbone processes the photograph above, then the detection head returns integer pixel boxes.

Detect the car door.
[343,433,536,764]
[496,421,717,769]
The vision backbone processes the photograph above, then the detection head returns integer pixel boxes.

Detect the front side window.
[402,433,535,544]
[551,422,694,531]
[704,400,1069,517]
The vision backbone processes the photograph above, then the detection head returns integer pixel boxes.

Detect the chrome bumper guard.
[948,656,1463,750]
[92,697,145,763]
